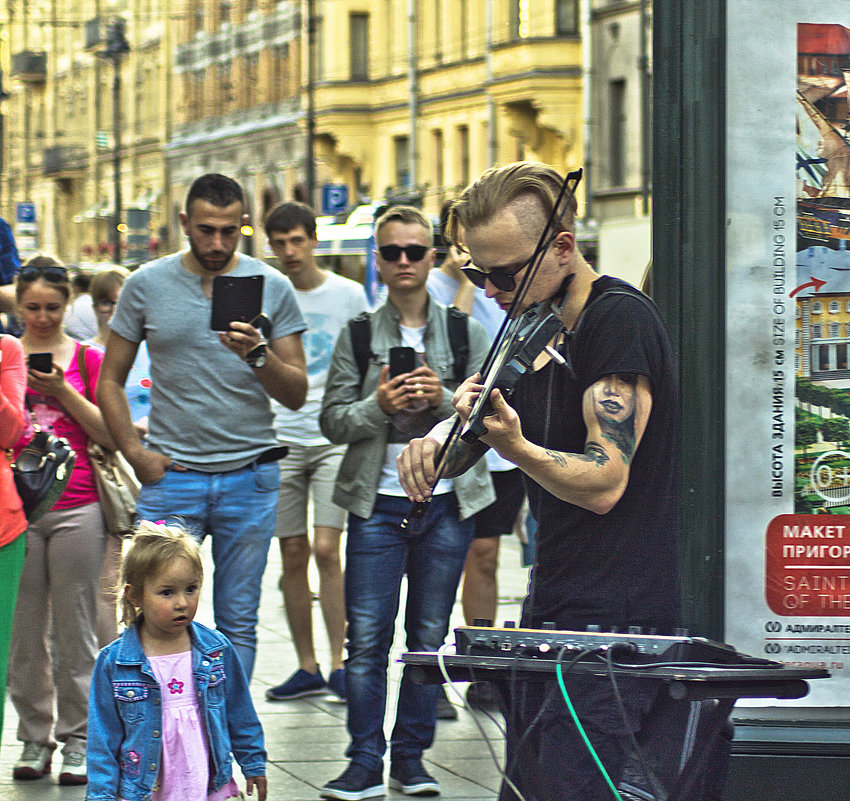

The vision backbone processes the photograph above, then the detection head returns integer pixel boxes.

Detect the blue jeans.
[344,493,473,771]
[135,461,280,679]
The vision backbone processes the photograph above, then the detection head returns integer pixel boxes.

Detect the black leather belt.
[254,445,289,465]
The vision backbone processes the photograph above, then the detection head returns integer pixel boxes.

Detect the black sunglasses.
[19,264,68,282]
[377,244,429,262]
[461,259,530,292]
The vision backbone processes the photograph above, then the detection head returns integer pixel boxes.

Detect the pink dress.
[144,651,241,801]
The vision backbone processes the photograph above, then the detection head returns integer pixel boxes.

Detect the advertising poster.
[727,1,850,708]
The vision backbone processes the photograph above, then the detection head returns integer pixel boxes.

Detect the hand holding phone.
[28,352,53,373]
[389,346,417,378]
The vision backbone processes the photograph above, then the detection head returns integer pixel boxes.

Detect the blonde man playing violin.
[398,162,684,801]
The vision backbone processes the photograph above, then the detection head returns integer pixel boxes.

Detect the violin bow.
[400,168,583,530]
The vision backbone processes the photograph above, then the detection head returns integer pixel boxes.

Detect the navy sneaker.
[389,759,439,796]
[327,668,346,702]
[320,762,384,800]
[265,668,326,701]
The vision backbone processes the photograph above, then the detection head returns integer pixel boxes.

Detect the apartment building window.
[509,0,529,39]
[812,301,823,314]
[555,0,578,34]
[272,44,289,101]
[812,324,823,338]
[460,0,469,59]
[194,7,204,35]
[830,323,841,338]
[609,78,627,186]
[219,0,232,28]
[433,129,444,198]
[457,125,470,188]
[434,0,442,61]
[830,300,840,313]
[350,13,369,80]
[394,135,410,190]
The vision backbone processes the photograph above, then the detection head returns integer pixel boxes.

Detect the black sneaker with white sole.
[389,759,439,796]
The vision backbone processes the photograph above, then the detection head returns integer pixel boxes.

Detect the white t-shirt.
[273,271,370,445]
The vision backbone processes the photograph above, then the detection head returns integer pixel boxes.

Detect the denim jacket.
[85,620,266,801]
[319,296,496,520]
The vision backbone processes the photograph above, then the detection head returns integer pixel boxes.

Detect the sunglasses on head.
[377,244,429,262]
[19,264,68,282]
[461,259,530,292]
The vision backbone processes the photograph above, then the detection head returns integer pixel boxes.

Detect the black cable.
[502,645,602,801]
[604,646,666,801]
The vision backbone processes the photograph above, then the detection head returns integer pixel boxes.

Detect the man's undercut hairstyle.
[446,161,577,249]
[374,204,433,244]
[265,201,318,239]
[185,173,245,216]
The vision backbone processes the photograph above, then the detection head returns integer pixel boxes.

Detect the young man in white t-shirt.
[263,202,370,703]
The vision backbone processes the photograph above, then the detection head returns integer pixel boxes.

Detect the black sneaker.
[436,685,457,720]
[389,759,439,796]
[320,762,384,800]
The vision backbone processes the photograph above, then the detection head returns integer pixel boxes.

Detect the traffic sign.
[321,184,349,215]
[16,202,36,224]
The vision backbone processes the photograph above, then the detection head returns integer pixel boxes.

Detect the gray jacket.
[319,296,495,520]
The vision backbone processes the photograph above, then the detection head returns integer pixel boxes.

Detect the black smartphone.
[28,352,53,373]
[389,346,417,378]
[209,275,264,331]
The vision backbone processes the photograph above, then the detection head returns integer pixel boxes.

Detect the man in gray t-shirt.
[98,174,307,678]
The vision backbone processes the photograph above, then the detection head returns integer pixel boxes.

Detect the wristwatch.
[245,341,267,368]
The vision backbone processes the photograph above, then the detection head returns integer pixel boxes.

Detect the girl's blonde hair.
[120,520,203,626]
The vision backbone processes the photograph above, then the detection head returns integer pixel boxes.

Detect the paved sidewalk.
[0,534,531,800]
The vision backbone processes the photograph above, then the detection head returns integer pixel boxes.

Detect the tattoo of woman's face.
[590,373,637,463]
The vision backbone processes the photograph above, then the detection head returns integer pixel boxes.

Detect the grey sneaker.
[59,751,87,786]
[13,742,52,780]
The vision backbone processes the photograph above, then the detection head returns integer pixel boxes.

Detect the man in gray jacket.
[319,205,493,801]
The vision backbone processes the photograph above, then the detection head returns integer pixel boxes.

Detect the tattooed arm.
[474,372,652,515]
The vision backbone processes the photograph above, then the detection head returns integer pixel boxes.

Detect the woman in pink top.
[0,333,27,754]
[8,256,115,786]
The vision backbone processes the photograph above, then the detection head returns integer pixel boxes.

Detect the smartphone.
[389,346,417,378]
[28,352,53,373]
[209,275,264,331]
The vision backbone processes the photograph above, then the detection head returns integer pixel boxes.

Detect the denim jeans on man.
[344,493,473,771]
[134,461,280,679]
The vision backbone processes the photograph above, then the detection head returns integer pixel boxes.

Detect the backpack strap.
[349,305,471,387]
[446,305,470,382]
[76,344,93,402]
[348,312,373,386]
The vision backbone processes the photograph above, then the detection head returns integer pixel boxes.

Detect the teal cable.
[555,661,624,801]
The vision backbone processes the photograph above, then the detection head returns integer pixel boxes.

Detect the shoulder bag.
[77,346,141,537]
[12,398,76,523]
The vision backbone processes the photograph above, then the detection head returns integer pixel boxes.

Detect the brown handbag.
[77,346,140,536]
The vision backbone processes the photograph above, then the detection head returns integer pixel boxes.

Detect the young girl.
[86,521,268,801]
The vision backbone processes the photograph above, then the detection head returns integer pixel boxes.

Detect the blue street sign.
[322,184,349,215]
[16,202,36,224]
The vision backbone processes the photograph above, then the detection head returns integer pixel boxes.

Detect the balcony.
[11,51,47,84]
[43,144,89,176]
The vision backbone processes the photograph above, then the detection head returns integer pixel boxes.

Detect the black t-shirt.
[513,276,681,634]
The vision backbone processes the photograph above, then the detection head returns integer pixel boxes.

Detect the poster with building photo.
[727,2,850,708]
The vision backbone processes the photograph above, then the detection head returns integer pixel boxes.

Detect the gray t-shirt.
[110,252,306,471]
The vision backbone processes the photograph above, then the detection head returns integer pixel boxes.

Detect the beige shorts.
[275,442,347,538]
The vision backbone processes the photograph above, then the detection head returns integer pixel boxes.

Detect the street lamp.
[99,18,129,263]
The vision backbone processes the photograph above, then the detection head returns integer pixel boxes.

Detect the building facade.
[0,0,587,266]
